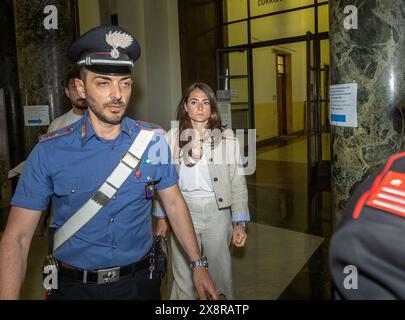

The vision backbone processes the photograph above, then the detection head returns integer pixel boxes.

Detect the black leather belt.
[57,257,150,285]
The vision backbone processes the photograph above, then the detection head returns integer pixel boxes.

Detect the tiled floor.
[9,223,324,300]
[257,134,331,163]
[251,134,333,299]
[231,224,323,299]
[0,134,333,300]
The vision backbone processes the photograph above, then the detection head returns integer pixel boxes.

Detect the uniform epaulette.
[136,120,166,135]
[353,152,405,219]
[39,126,73,143]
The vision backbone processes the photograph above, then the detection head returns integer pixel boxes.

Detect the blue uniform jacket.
[11,113,178,269]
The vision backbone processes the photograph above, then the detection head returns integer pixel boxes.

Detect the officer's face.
[65,79,88,110]
[184,89,212,126]
[75,70,132,125]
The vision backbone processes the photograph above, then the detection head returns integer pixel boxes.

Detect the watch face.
[235,222,246,228]
[191,256,209,269]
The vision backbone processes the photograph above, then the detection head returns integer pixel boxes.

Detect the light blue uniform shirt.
[11,114,178,269]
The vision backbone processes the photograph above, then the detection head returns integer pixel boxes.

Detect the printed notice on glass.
[330,83,358,127]
[24,105,50,126]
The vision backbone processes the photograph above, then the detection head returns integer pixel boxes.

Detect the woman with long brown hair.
[154,82,250,300]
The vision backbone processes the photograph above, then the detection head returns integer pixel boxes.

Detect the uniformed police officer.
[0,25,217,300]
[329,151,405,299]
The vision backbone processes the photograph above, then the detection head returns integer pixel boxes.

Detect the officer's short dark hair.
[64,66,81,89]
[79,68,88,82]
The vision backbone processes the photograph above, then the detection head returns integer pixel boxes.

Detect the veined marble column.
[330,0,405,226]
[13,0,78,155]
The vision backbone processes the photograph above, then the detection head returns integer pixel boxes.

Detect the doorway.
[276,53,294,140]
[276,53,286,136]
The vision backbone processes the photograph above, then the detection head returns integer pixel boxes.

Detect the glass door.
[306,32,331,233]
[306,32,322,188]
[216,47,253,131]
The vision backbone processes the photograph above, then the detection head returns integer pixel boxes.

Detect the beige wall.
[142,0,182,129]
[78,0,101,34]
[77,0,182,130]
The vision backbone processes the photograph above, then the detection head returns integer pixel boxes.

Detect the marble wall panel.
[330,0,405,225]
[13,0,77,155]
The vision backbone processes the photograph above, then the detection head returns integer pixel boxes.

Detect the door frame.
[306,31,331,194]
[306,32,332,233]
[217,32,329,129]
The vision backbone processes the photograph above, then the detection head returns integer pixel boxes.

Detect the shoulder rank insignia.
[39,126,73,143]
[353,152,405,220]
[136,120,166,135]
[366,171,405,218]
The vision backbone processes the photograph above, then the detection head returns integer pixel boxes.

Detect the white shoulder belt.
[53,129,155,252]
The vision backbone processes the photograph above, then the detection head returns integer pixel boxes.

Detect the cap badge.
[105,31,134,59]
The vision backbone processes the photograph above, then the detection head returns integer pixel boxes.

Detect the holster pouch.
[152,235,168,278]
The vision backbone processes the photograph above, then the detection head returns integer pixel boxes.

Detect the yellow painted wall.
[252,47,277,141]
[227,21,248,47]
[292,101,305,132]
[255,103,277,140]
[224,0,247,22]
[318,4,329,33]
[225,1,325,44]
[250,0,314,16]
[251,7,315,42]
[78,0,101,34]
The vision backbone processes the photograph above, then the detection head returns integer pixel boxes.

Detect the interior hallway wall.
[178,0,223,91]
[252,43,308,142]
[78,0,101,34]
[225,2,329,141]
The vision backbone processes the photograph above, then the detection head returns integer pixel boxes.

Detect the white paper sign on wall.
[330,83,358,128]
[24,105,50,126]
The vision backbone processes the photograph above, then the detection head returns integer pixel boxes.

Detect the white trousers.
[170,195,234,300]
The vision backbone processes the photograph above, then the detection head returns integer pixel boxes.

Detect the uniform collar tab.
[122,117,132,137]
[80,114,133,144]
[80,113,96,145]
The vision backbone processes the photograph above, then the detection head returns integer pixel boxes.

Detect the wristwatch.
[234,221,247,228]
[190,256,209,270]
